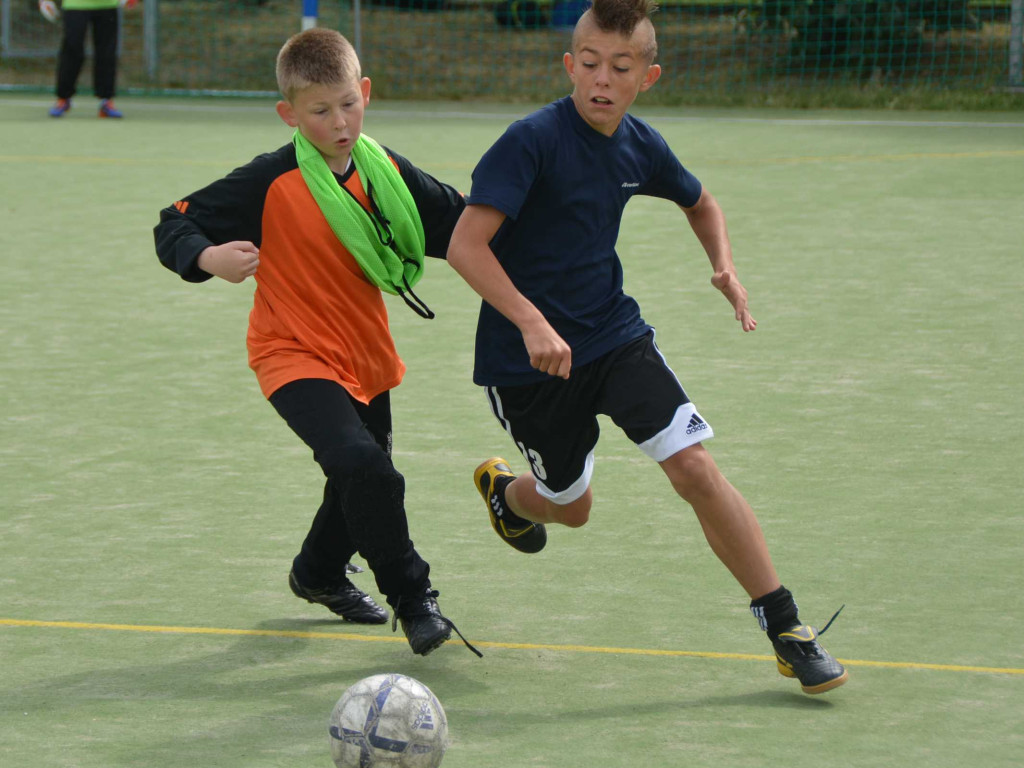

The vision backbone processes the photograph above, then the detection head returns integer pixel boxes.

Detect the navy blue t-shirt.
[467,96,703,386]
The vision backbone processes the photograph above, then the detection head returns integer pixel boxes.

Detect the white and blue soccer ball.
[329,673,449,768]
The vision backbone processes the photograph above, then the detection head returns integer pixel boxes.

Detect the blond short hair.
[575,0,659,62]
[275,28,361,102]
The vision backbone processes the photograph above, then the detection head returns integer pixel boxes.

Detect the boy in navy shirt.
[447,0,846,693]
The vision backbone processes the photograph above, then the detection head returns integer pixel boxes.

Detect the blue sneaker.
[48,98,71,118]
[98,99,123,119]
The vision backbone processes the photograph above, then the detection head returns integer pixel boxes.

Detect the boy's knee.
[322,441,407,541]
[320,438,394,482]
[547,495,591,528]
[662,445,721,500]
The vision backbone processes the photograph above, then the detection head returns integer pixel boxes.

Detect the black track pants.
[269,379,430,603]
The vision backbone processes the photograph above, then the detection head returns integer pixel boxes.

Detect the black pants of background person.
[268,378,431,605]
[56,8,119,100]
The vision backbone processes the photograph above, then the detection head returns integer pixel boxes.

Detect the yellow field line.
[3,618,1021,676]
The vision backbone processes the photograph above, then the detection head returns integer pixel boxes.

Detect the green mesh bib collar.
[293,130,433,318]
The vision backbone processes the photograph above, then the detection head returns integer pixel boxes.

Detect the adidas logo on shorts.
[685,413,709,435]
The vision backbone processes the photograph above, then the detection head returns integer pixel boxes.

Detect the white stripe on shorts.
[534,450,595,505]
[485,386,510,433]
[637,402,714,462]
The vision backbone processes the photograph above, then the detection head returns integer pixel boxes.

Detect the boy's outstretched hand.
[711,270,757,332]
[198,241,260,283]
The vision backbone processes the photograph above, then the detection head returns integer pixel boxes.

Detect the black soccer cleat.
[288,569,388,624]
[772,608,848,694]
[474,457,547,554]
[391,589,452,656]
[391,589,482,657]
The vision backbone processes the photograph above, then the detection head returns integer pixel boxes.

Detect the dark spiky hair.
[590,0,658,34]
[577,0,659,61]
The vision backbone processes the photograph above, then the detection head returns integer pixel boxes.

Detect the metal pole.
[144,0,160,81]
[353,0,362,62]
[1010,0,1023,87]
[0,0,10,58]
[302,0,318,30]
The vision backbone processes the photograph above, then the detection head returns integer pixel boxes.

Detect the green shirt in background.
[61,0,120,10]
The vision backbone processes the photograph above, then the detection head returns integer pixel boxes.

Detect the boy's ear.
[360,76,372,106]
[639,64,662,92]
[276,99,298,127]
[562,52,575,83]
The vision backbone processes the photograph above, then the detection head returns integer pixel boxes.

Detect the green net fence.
[2,0,1022,107]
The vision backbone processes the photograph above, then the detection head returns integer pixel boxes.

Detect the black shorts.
[483,332,713,503]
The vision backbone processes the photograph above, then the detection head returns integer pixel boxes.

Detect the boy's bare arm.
[448,205,572,379]
[197,242,261,284]
[681,190,757,332]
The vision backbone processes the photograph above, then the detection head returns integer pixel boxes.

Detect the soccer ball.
[329,673,449,768]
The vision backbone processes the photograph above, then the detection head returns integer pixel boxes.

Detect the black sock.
[493,474,528,524]
[750,585,800,640]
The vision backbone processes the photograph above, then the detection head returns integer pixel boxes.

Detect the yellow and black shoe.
[772,608,848,694]
[474,457,547,554]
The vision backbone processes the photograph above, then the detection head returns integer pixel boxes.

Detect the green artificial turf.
[1,94,1022,767]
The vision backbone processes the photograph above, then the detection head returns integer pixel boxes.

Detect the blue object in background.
[302,0,318,29]
[551,0,589,29]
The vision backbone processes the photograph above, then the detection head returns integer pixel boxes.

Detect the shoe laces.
[392,590,483,658]
[780,604,844,657]
[327,575,356,591]
[336,584,378,607]
[819,604,844,635]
